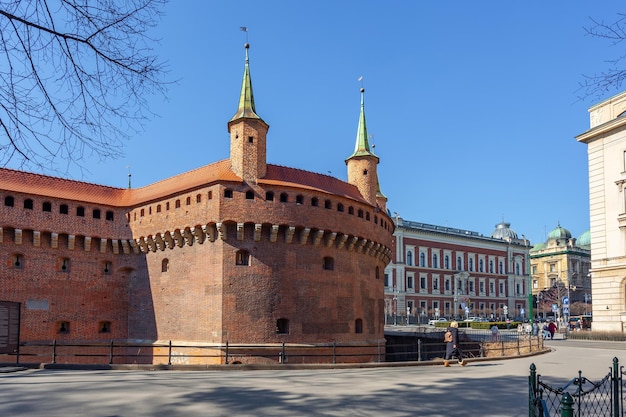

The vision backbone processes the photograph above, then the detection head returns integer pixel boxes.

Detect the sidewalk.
[0,339,619,417]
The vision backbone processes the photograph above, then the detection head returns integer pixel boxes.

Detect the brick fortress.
[0,43,394,364]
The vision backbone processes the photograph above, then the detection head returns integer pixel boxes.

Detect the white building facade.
[385,217,531,324]
[577,90,626,332]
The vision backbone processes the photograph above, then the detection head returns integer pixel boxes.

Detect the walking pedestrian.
[443,320,466,367]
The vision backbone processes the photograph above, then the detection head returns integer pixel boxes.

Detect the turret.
[346,87,380,206]
[227,43,269,182]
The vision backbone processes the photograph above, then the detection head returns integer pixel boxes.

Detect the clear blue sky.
[36,1,626,245]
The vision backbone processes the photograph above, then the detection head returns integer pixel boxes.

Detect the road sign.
[562,296,569,305]
[563,306,570,314]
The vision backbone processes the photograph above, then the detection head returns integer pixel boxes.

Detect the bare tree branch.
[578,12,626,100]
[0,0,169,175]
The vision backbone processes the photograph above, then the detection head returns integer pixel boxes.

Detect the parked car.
[463,317,480,322]
[428,317,448,325]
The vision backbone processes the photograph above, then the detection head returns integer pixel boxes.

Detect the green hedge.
[434,321,522,330]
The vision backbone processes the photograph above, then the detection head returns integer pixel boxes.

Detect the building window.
[266,191,274,201]
[208,191,213,200]
[445,279,450,291]
[106,211,114,221]
[280,193,288,202]
[384,273,390,287]
[161,258,169,272]
[420,276,427,290]
[419,253,425,267]
[348,206,354,215]
[337,203,344,212]
[406,251,413,266]
[432,254,438,268]
[479,259,484,273]
[42,202,52,212]
[325,200,332,209]
[296,195,303,204]
[103,261,112,275]
[433,277,439,290]
[489,260,494,274]
[224,189,233,198]
[93,209,101,219]
[76,206,85,217]
[4,196,14,207]
[140,208,145,217]
[499,282,505,295]
[490,282,495,294]
[355,318,363,334]
[99,321,111,333]
[468,258,474,272]
[24,199,33,209]
[323,257,334,270]
[407,276,414,289]
[175,200,181,208]
[156,205,162,213]
[469,281,474,292]
[457,256,463,271]
[166,202,170,210]
[516,262,521,275]
[236,250,250,266]
[276,318,289,334]
[357,209,363,218]
[196,194,202,203]
[499,261,504,274]
[60,258,70,272]
[479,281,485,293]
[444,255,450,269]
[365,212,370,221]
[311,197,319,207]
[245,190,254,200]
[185,196,191,205]
[57,321,70,334]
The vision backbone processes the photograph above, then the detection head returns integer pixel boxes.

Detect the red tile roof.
[0,160,368,207]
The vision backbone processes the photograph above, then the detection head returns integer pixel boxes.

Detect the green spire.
[229,43,261,122]
[347,88,378,161]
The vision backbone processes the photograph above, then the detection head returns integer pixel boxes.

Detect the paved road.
[0,339,623,417]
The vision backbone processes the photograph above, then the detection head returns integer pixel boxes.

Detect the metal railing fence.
[529,357,622,417]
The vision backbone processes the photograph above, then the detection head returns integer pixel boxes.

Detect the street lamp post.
[393,287,398,326]
[522,235,533,321]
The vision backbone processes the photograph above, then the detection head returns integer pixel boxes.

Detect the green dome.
[577,230,591,248]
[547,224,571,241]
[530,242,546,252]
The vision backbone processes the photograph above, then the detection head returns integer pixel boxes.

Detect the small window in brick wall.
[24,199,33,209]
[42,201,52,212]
[324,200,332,209]
[57,321,70,334]
[103,261,112,275]
[276,318,289,334]
[265,191,274,201]
[246,190,254,200]
[280,193,288,202]
[93,209,101,219]
[355,318,363,333]
[60,204,68,214]
[99,321,111,333]
[236,250,250,266]
[77,206,85,217]
[106,210,114,221]
[323,257,334,271]
[311,197,319,207]
[162,258,169,273]
[224,189,233,198]
[4,196,14,207]
[296,195,303,205]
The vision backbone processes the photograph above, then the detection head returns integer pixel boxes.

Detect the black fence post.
[613,357,620,416]
[528,363,537,417]
[225,340,229,364]
[417,339,421,361]
[109,340,114,364]
[167,340,172,366]
[52,339,57,364]
[560,392,573,417]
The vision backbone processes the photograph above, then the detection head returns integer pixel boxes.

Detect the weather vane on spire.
[240,26,248,43]
[358,76,364,89]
